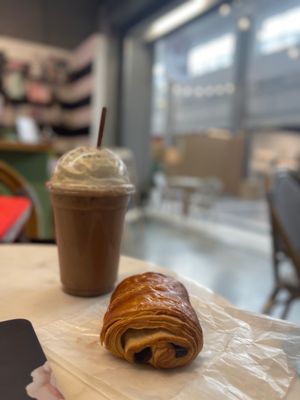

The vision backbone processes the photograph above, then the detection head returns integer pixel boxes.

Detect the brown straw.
[97,107,107,148]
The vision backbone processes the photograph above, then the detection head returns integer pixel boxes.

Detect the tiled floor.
[122,215,300,326]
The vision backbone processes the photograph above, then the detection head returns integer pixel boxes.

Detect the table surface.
[0,244,299,399]
[168,176,203,190]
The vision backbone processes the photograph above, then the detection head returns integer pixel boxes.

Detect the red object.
[0,196,31,241]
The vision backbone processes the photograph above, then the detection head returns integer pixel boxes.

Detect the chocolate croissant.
[100,272,203,369]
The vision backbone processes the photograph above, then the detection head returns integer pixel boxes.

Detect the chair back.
[0,161,40,239]
[268,170,300,281]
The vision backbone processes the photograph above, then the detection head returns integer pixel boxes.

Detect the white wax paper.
[38,271,300,400]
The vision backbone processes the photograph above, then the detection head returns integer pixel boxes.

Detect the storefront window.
[258,6,300,54]
[188,34,235,76]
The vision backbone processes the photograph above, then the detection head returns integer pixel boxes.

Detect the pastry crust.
[100,272,203,368]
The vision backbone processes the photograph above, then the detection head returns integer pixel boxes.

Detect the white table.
[0,245,299,399]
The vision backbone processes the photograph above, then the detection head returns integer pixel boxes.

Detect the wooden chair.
[263,170,300,319]
[0,161,40,240]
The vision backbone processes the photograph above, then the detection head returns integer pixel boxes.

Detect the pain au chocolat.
[100,272,203,369]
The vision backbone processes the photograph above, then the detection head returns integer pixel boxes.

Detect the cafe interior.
[0,0,300,398]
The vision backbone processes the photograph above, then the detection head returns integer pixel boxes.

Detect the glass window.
[258,6,300,54]
[187,34,235,76]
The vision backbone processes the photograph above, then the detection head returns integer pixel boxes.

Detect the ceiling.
[0,0,201,48]
[100,0,179,34]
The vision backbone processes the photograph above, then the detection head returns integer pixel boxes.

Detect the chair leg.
[262,287,280,315]
[281,296,294,320]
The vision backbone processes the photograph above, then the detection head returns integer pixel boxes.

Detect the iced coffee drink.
[47,146,134,297]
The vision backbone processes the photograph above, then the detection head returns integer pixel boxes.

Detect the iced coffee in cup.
[47,146,134,296]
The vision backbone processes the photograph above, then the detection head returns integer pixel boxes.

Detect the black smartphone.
[0,319,64,399]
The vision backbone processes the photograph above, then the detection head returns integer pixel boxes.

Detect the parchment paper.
[38,272,300,400]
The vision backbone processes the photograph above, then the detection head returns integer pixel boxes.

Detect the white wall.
[0,36,71,63]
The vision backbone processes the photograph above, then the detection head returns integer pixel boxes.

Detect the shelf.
[0,140,53,153]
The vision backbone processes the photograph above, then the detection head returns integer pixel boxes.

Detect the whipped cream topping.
[49,146,134,194]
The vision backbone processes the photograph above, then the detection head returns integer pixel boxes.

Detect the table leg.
[182,191,191,216]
